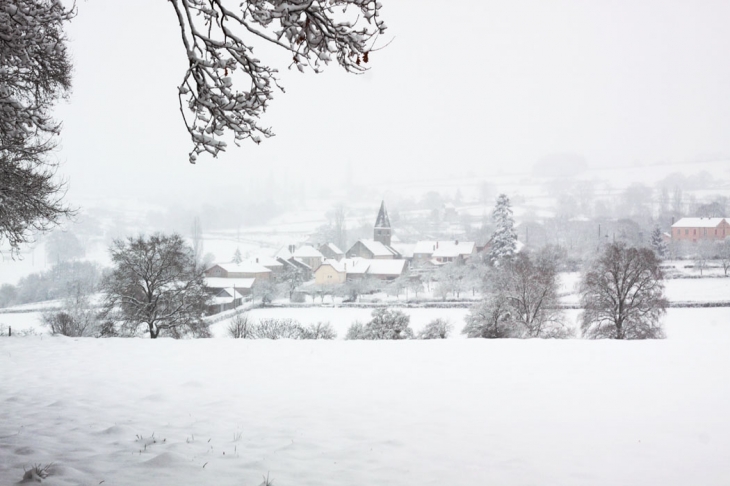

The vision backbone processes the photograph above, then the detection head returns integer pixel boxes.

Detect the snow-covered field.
[1,308,729,485]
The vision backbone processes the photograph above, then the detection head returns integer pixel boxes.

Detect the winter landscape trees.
[169,0,386,162]
[101,233,210,338]
[462,248,571,339]
[487,194,517,264]
[1,0,387,251]
[580,242,668,339]
[0,0,75,254]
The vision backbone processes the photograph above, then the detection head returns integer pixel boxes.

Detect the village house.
[412,240,476,265]
[292,245,324,271]
[313,257,407,284]
[246,255,284,275]
[205,261,272,280]
[207,287,247,314]
[204,277,256,297]
[318,243,345,261]
[671,218,730,242]
[313,259,348,285]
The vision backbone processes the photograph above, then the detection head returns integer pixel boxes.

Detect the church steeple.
[374,200,392,246]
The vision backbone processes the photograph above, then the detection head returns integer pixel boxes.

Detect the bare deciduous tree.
[718,238,730,277]
[580,242,667,340]
[101,233,211,339]
[169,0,387,162]
[463,249,570,339]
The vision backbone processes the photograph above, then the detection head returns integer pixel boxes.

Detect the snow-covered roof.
[211,287,246,305]
[246,256,283,268]
[205,277,256,290]
[415,240,476,257]
[413,241,438,254]
[293,245,324,258]
[366,259,407,276]
[672,218,728,228]
[357,239,399,257]
[275,247,293,260]
[316,258,347,274]
[390,243,415,259]
[211,262,272,274]
[314,257,406,277]
[321,242,344,255]
[343,258,370,275]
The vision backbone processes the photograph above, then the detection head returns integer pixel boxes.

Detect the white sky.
[54,0,730,204]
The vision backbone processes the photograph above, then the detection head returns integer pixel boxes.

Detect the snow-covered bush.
[462,297,519,339]
[252,318,303,339]
[299,322,337,340]
[345,308,414,340]
[417,318,454,339]
[345,321,367,340]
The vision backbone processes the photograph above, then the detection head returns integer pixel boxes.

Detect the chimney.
[436,242,439,249]
[455,240,459,245]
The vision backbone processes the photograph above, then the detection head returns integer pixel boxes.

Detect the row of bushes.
[227,315,337,340]
[226,309,455,341]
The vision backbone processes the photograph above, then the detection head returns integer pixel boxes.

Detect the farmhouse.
[671,218,730,242]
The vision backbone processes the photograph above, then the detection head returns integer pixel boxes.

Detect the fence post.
[8,326,11,337]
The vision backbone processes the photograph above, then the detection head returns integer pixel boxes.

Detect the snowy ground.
[1,309,729,485]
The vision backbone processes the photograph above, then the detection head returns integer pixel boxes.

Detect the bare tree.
[694,240,715,276]
[101,233,211,339]
[169,0,387,162]
[718,238,730,277]
[0,0,75,254]
[191,216,203,267]
[580,242,667,340]
[326,203,348,251]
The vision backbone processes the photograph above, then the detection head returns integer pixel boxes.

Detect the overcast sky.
[54,0,730,204]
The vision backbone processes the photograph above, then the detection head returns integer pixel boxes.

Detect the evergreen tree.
[649,226,668,259]
[232,247,243,264]
[487,194,517,265]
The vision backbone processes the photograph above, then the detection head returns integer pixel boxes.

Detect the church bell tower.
[374,200,392,246]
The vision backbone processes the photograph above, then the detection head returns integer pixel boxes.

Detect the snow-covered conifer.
[487,194,517,265]
[232,247,243,264]
[650,226,668,259]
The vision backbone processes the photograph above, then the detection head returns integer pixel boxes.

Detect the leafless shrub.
[252,318,303,339]
[299,322,336,340]
[227,313,254,339]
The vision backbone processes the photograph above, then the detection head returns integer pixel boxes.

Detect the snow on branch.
[169,0,387,163]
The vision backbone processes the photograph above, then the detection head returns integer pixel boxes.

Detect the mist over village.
[2,1,730,485]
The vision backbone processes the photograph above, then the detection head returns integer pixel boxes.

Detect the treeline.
[0,261,101,308]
